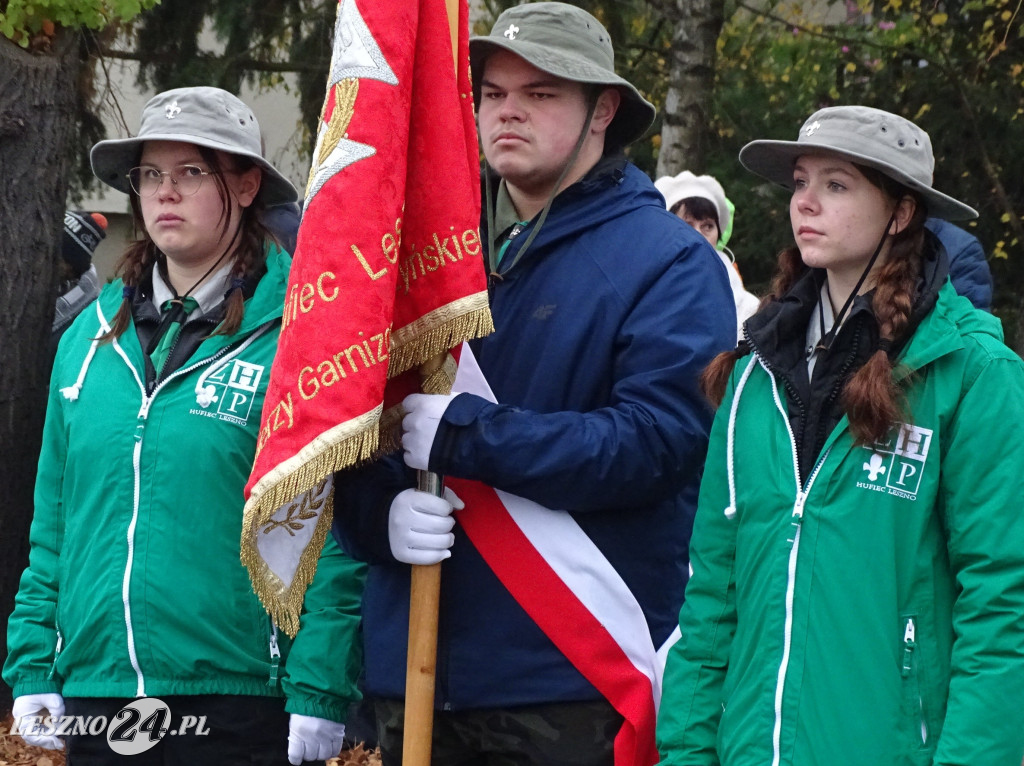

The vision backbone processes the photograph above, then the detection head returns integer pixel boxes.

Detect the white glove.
[287,714,346,764]
[388,487,464,565]
[12,692,65,750]
[401,393,459,470]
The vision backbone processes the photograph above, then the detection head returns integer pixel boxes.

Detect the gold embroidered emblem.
[317,79,359,168]
[260,482,328,537]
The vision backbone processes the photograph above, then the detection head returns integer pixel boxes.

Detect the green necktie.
[150,296,199,373]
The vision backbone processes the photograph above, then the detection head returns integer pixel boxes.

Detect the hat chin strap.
[816,210,896,353]
[485,94,599,277]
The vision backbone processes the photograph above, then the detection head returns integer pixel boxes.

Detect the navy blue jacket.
[333,158,735,710]
[925,217,992,310]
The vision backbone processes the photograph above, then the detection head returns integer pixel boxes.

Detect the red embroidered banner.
[241,0,491,635]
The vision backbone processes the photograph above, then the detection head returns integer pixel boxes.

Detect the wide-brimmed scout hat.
[739,105,977,221]
[469,2,656,148]
[91,86,298,207]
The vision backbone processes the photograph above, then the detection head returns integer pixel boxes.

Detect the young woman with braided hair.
[656,106,1024,765]
[4,87,366,765]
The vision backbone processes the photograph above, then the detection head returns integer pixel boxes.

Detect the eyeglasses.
[127,164,219,197]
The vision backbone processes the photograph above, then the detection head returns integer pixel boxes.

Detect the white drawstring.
[724,355,758,519]
[60,302,110,401]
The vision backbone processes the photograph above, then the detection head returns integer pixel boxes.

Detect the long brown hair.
[702,163,928,445]
[100,146,275,343]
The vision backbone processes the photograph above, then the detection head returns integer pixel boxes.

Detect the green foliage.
[0,0,157,46]
[479,0,1023,342]
[706,0,1023,327]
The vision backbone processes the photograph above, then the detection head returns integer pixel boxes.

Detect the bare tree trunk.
[654,0,725,177]
[0,30,81,713]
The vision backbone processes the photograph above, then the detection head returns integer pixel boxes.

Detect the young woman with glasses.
[4,86,366,765]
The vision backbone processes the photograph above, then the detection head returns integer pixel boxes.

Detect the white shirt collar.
[151,261,235,317]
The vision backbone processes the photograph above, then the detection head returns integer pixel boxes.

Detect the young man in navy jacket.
[333,3,735,763]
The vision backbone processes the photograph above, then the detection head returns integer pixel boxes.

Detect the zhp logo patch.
[857,422,933,500]
[192,360,265,426]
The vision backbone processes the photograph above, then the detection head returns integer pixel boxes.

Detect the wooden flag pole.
[403,471,444,766]
[402,3,464,763]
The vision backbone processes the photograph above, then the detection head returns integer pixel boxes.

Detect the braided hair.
[701,162,927,446]
[100,146,275,343]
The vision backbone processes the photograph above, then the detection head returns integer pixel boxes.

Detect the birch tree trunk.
[0,30,81,713]
[654,0,725,177]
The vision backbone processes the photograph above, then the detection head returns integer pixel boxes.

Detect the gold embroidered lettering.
[462,228,481,257]
[317,271,338,302]
[372,331,388,363]
[434,232,458,264]
[318,359,341,389]
[359,332,377,365]
[277,392,294,429]
[382,231,399,265]
[449,226,464,260]
[331,352,350,379]
[423,244,440,272]
[398,257,411,294]
[343,343,369,373]
[352,243,387,280]
[284,283,300,328]
[299,283,315,313]
[268,395,291,431]
[256,422,271,458]
[298,366,319,400]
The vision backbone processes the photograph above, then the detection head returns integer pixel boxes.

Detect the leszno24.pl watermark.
[14,698,208,755]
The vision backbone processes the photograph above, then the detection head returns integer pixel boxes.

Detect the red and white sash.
[448,343,673,766]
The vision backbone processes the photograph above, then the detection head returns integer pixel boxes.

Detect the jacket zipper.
[901,616,928,744]
[119,322,276,697]
[125,425,148,696]
[47,629,63,681]
[770,419,831,766]
[267,622,282,688]
[750,343,843,765]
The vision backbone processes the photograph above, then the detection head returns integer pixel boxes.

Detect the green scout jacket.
[4,248,365,722]
[656,283,1024,765]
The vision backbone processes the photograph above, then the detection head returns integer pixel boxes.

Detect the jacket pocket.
[899,615,929,754]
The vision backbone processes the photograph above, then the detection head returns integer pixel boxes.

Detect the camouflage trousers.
[373,698,621,766]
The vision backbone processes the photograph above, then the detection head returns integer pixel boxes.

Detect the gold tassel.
[241,413,380,636]
[376,404,404,458]
[420,353,458,395]
[389,296,494,379]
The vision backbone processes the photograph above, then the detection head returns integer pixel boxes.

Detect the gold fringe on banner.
[388,292,493,379]
[421,352,458,394]
[376,403,405,459]
[242,407,381,636]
